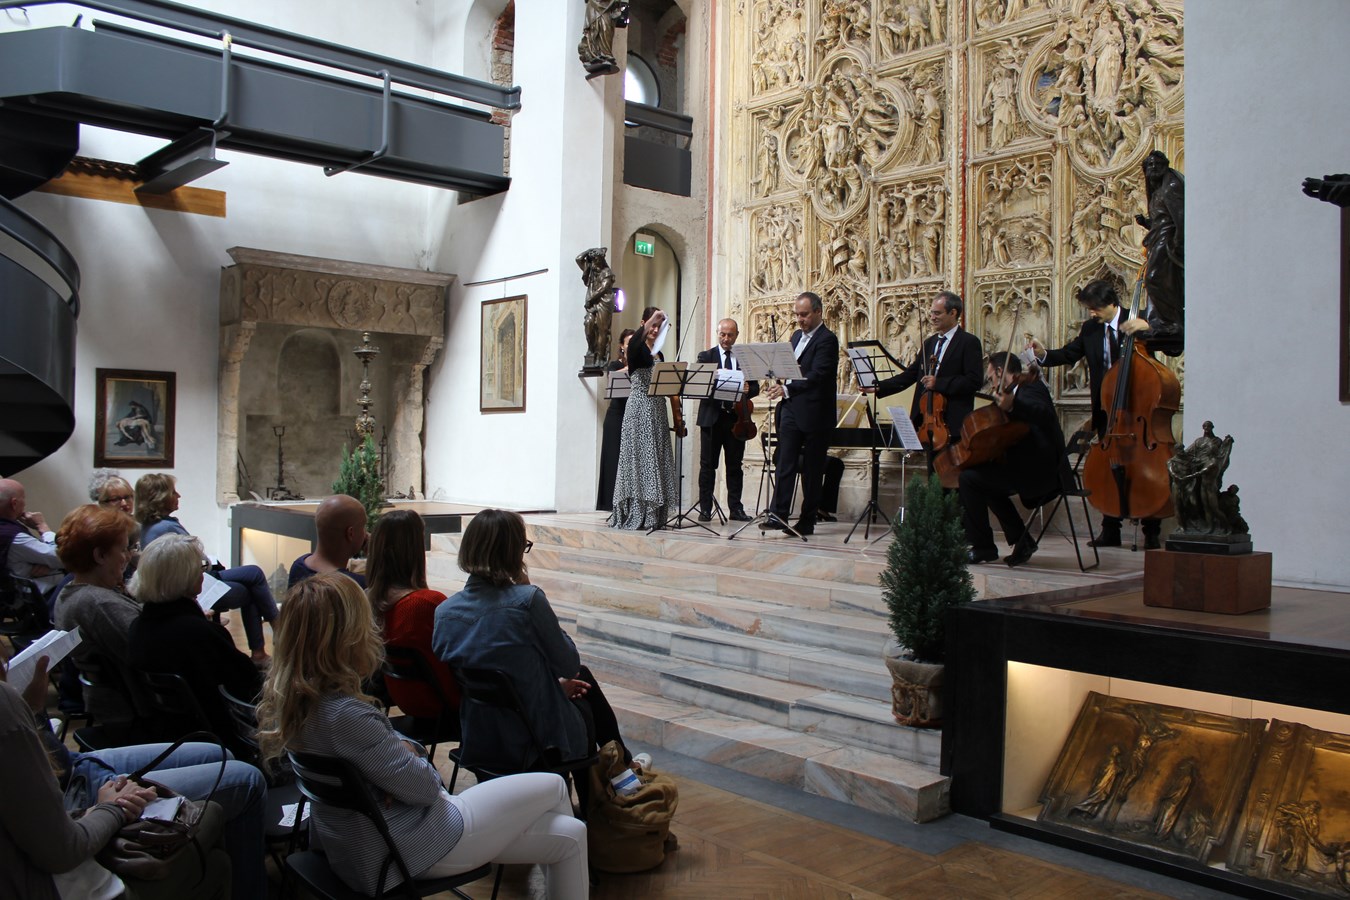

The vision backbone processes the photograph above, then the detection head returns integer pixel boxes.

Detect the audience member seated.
[258,574,587,899]
[1,655,266,900]
[0,477,66,597]
[433,510,632,777]
[52,504,152,724]
[367,510,460,718]
[128,534,264,757]
[134,474,278,663]
[288,494,369,588]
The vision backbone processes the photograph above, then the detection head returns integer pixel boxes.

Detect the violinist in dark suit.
[861,291,983,441]
[695,318,760,522]
[762,292,838,537]
[1028,279,1161,549]
[959,352,1070,568]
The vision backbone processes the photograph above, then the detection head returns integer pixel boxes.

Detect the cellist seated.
[960,352,1071,568]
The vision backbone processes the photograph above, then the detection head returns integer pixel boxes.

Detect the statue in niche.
[978,52,1019,149]
[1166,421,1249,540]
[1087,9,1126,113]
[577,0,630,76]
[915,79,944,164]
[577,247,618,373]
[1135,150,1185,349]
[753,129,780,196]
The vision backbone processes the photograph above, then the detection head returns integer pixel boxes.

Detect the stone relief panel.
[750,0,806,96]
[878,286,940,366]
[973,271,1053,362]
[973,0,1055,32]
[749,203,805,295]
[972,40,1036,154]
[815,0,872,56]
[816,212,871,286]
[973,154,1053,271]
[877,0,948,56]
[876,177,948,283]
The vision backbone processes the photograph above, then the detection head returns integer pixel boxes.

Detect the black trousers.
[698,412,747,512]
[958,463,1031,554]
[770,406,829,525]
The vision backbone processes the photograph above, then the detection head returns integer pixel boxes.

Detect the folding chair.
[1020,429,1100,572]
[219,686,309,871]
[383,644,461,761]
[0,573,50,650]
[286,751,495,900]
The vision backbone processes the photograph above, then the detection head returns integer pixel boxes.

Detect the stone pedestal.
[1143,549,1272,614]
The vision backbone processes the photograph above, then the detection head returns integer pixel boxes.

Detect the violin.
[917,349,950,451]
[670,396,688,439]
[1081,260,1180,521]
[732,395,756,441]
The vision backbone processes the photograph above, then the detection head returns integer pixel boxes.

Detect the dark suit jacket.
[780,324,839,433]
[1003,378,1072,505]
[1039,310,1131,435]
[875,328,983,434]
[695,345,760,428]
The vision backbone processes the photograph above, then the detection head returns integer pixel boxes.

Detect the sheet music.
[846,346,880,389]
[887,406,927,451]
[196,572,231,615]
[4,627,81,692]
[712,368,747,402]
[651,319,672,357]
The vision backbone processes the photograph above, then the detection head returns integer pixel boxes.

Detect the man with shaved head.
[287,494,369,587]
[0,477,65,595]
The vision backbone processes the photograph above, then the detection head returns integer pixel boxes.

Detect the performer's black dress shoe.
[1005,535,1039,567]
[697,509,712,522]
[816,511,837,522]
[760,515,789,532]
[729,508,752,522]
[967,547,1000,564]
[793,521,814,536]
[1088,529,1121,548]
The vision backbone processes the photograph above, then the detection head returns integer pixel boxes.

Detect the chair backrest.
[287,751,415,895]
[137,670,213,732]
[454,666,553,764]
[383,645,459,715]
[217,685,263,761]
[0,572,50,637]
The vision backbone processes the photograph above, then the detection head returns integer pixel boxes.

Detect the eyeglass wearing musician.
[958,352,1070,568]
[695,318,760,522]
[859,291,984,446]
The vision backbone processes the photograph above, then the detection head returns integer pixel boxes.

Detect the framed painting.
[94,369,176,468]
[480,295,527,413]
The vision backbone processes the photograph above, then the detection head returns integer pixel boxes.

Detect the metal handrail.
[624,101,694,138]
[0,0,521,110]
[0,196,81,316]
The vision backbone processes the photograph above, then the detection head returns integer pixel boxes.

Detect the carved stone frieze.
[877,0,947,56]
[876,177,947,282]
[974,154,1053,270]
[816,213,871,285]
[815,0,872,56]
[749,0,806,96]
[974,0,1054,32]
[974,40,1034,153]
[749,203,805,294]
[973,270,1052,358]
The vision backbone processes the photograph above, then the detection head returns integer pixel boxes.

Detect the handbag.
[82,731,227,882]
[585,741,679,873]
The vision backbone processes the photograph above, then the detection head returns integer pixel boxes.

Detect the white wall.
[6,1,439,557]
[1188,0,1350,589]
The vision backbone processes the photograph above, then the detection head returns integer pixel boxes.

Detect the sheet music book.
[196,572,231,615]
[4,627,81,692]
[734,342,801,382]
[887,406,927,451]
[712,368,748,403]
[605,369,632,400]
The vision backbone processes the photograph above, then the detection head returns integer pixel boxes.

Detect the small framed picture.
[480,295,527,413]
[94,369,176,468]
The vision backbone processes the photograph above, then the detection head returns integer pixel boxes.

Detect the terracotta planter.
[883,638,944,727]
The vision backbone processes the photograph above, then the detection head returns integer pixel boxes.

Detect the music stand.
[727,342,804,541]
[843,341,904,544]
[656,361,721,533]
[604,369,631,401]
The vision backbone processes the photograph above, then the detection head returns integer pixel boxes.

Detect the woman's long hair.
[365,509,427,624]
[456,509,528,588]
[257,573,383,766]
[133,473,176,526]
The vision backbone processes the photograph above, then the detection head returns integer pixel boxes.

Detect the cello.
[1081,262,1180,521]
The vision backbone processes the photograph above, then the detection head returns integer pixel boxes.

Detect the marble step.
[575,636,929,765]
[605,683,949,823]
[575,607,893,703]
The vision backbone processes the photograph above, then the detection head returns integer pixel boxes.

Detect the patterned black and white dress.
[608,338,678,529]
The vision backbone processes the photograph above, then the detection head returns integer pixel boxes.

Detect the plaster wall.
[6,0,439,556]
[1187,0,1350,589]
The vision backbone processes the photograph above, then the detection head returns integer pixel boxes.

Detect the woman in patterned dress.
[608,308,679,529]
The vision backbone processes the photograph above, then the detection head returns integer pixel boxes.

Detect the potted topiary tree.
[879,473,976,726]
[333,434,385,528]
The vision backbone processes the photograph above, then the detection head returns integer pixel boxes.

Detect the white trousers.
[418,772,588,900]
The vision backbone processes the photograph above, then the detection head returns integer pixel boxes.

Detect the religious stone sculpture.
[1136,149,1184,351]
[577,247,618,373]
[577,0,630,76]
[1166,421,1251,552]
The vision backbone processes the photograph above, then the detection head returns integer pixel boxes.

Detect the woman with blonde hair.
[258,574,588,898]
[134,473,278,662]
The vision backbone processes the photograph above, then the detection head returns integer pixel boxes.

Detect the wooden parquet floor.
[444,775,1168,900]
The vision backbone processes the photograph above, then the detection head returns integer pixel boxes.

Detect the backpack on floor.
[585,741,679,873]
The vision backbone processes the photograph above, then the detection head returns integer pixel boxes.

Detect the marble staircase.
[426,512,1132,824]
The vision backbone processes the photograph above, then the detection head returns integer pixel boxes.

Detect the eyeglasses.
[524,540,534,555]
[100,494,133,505]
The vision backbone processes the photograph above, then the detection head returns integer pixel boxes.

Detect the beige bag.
[585,741,679,873]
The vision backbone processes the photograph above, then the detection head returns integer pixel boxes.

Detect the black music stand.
[843,341,904,544]
[657,361,720,534]
[727,341,804,542]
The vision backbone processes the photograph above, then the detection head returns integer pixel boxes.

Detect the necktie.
[794,331,811,360]
[723,350,731,370]
[1107,326,1119,367]
[933,334,947,365]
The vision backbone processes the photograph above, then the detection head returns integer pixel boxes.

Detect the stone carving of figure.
[1274,800,1323,874]
[916,82,944,164]
[1087,10,1125,113]
[1136,149,1185,347]
[978,59,1019,149]
[927,0,945,43]
[1069,185,1104,258]
[754,130,780,196]
[918,189,946,276]
[1070,744,1122,820]
[897,331,918,367]
[577,247,618,371]
[1152,759,1197,840]
[577,0,631,76]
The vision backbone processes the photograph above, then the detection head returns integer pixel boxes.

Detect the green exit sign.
[634,235,655,257]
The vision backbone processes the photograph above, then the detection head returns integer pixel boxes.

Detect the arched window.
[625,53,660,107]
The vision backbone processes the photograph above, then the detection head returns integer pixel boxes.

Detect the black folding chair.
[286,751,496,900]
[218,686,309,870]
[383,644,461,761]
[0,572,50,649]
[1020,429,1100,572]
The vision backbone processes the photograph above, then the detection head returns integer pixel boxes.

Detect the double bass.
[1081,262,1180,521]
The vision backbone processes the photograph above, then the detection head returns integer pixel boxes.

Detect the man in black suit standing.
[1028,278,1161,549]
[696,318,760,521]
[861,290,983,452]
[959,352,1070,567]
[762,291,838,536]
